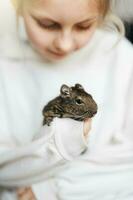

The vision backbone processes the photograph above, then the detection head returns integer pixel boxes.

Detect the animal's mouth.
[74,109,97,121]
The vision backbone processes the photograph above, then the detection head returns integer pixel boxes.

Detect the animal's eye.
[75,98,83,105]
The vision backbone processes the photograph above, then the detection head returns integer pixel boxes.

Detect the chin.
[40,54,65,63]
[34,47,70,62]
[41,52,69,63]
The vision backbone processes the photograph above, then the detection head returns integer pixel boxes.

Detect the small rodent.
[42,83,98,126]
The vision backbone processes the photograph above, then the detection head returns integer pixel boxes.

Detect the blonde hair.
[11,0,125,35]
[11,0,21,12]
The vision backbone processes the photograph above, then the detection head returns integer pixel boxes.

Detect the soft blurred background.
[112,0,133,43]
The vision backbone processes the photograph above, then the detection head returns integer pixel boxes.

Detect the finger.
[17,187,36,200]
[17,188,29,199]
[17,188,27,196]
[18,193,36,200]
[83,118,92,138]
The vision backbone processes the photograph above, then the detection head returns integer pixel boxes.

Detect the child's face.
[22,0,100,61]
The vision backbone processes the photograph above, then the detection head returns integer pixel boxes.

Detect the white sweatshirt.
[0,1,133,199]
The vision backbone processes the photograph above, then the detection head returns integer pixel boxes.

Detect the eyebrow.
[77,17,98,24]
[31,15,57,23]
[31,14,98,25]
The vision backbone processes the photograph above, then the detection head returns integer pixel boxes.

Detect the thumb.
[83,118,92,139]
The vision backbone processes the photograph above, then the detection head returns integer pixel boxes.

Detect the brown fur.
[42,83,98,126]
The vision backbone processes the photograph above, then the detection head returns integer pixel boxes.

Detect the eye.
[75,98,84,105]
[37,21,61,30]
[76,24,92,31]
[32,16,61,30]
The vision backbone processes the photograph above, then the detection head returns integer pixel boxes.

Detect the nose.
[53,30,75,54]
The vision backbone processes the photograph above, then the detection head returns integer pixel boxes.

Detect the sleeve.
[122,69,133,140]
[0,118,88,188]
[51,64,133,200]
[54,160,133,200]
[52,77,133,200]
[81,71,133,165]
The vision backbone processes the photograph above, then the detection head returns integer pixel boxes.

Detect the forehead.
[30,0,99,22]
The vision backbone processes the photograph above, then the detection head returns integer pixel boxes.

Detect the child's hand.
[17,187,36,200]
[83,118,92,139]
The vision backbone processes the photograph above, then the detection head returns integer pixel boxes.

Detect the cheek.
[24,19,53,50]
[76,26,97,49]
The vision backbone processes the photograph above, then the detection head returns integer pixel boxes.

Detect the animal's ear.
[60,84,71,98]
[75,83,84,90]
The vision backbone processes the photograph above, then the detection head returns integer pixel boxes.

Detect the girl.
[0,0,133,199]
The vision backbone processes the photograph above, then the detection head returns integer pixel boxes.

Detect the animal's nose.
[90,109,97,117]
[93,110,97,115]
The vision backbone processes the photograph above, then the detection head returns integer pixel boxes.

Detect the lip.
[48,50,68,57]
